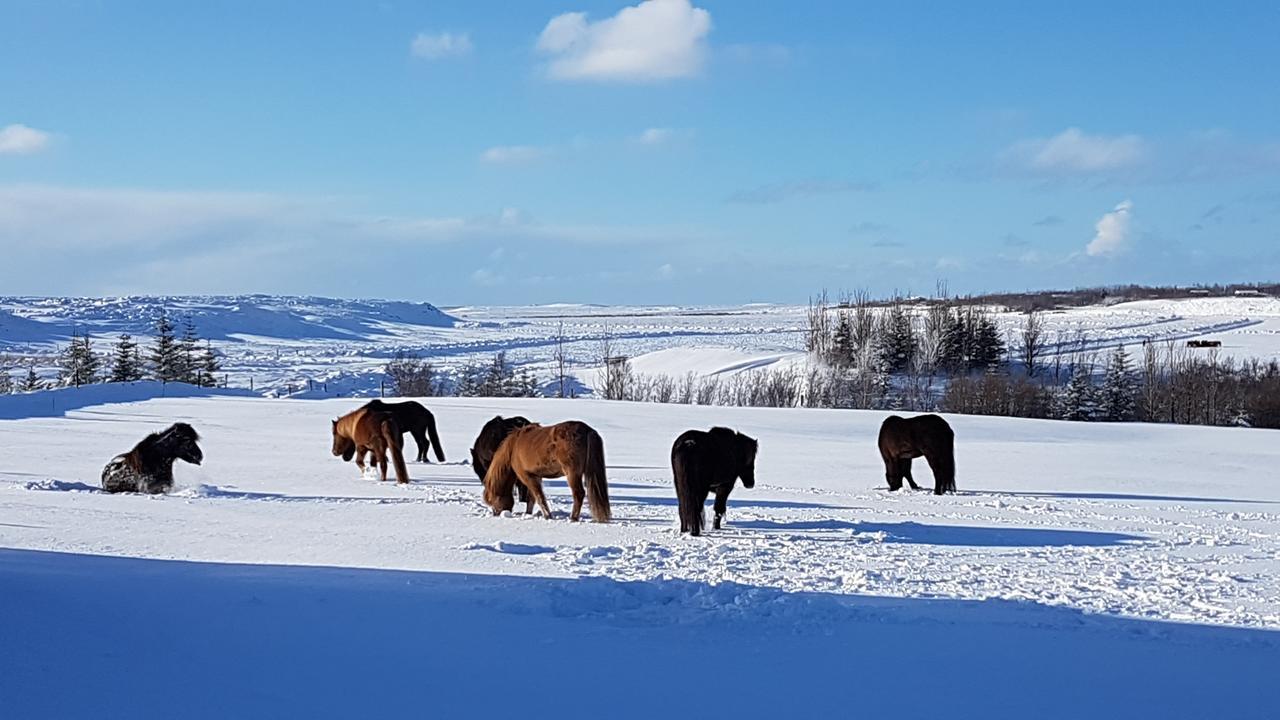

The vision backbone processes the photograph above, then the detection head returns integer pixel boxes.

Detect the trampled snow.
[2,388,1278,717]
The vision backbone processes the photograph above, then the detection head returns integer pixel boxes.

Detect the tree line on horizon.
[0,311,222,394]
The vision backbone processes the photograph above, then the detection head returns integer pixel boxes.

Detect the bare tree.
[805,290,832,359]
[596,324,632,401]
[1018,309,1044,377]
[552,321,569,398]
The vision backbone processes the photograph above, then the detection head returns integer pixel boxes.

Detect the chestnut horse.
[470,415,533,504]
[877,414,955,495]
[482,421,610,522]
[331,407,410,484]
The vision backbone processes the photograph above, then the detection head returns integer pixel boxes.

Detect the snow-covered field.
[2,386,1278,717]
[4,295,1280,397]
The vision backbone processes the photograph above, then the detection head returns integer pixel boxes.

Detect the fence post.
[380,380,385,398]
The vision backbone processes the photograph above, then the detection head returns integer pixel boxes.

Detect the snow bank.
[0,381,256,420]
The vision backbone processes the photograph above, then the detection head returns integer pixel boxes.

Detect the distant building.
[1233,289,1266,297]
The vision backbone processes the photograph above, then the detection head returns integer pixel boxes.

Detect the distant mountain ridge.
[0,295,460,348]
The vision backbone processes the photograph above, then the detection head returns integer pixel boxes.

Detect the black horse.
[362,399,445,463]
[671,427,758,536]
[877,414,956,494]
[471,415,533,505]
[101,423,203,494]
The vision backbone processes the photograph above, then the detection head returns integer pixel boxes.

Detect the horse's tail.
[424,410,446,462]
[672,446,702,536]
[382,418,411,485]
[583,428,611,523]
[482,435,517,512]
[934,433,957,494]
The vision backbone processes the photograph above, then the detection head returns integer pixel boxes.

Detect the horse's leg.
[712,485,733,530]
[902,458,921,490]
[520,473,554,519]
[412,428,429,463]
[694,486,711,532]
[376,444,389,482]
[883,454,903,491]
[355,447,368,476]
[565,469,586,522]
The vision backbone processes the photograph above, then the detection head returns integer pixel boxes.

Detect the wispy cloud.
[850,221,889,236]
[410,31,473,59]
[1002,127,1146,175]
[537,0,712,83]
[1086,200,1134,257]
[479,145,550,164]
[631,127,682,146]
[1032,215,1063,227]
[0,124,52,155]
[728,179,877,205]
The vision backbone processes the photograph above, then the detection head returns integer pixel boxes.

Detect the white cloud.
[410,31,473,59]
[536,0,712,82]
[1086,200,1134,257]
[632,127,677,145]
[0,124,52,155]
[1004,127,1146,174]
[479,145,549,164]
[658,262,674,278]
[471,268,503,286]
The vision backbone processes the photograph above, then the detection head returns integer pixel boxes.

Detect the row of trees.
[384,350,540,398]
[1,312,223,393]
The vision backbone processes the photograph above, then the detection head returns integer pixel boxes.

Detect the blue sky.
[2,0,1278,304]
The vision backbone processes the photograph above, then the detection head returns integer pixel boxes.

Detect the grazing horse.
[470,415,533,504]
[482,421,611,523]
[362,399,445,463]
[101,423,203,494]
[331,407,411,484]
[671,427,758,536]
[878,414,956,495]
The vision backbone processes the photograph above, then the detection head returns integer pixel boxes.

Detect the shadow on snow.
[0,549,1274,720]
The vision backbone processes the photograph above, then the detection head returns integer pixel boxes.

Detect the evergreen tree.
[179,315,201,384]
[109,333,144,382]
[0,370,12,394]
[876,304,916,373]
[969,312,1006,371]
[198,340,221,387]
[1099,345,1137,421]
[1061,364,1099,421]
[150,311,182,382]
[19,364,41,392]
[938,308,967,373]
[59,333,101,387]
[830,312,854,367]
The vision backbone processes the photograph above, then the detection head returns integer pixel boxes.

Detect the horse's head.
[736,432,759,489]
[166,423,203,466]
[331,419,356,461]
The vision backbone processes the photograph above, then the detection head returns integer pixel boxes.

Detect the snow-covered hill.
[1,391,1277,716]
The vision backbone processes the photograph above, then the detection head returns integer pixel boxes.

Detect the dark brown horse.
[101,423,203,494]
[470,415,532,504]
[331,406,410,484]
[482,421,610,523]
[878,414,955,495]
[672,427,758,536]
[362,399,445,463]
